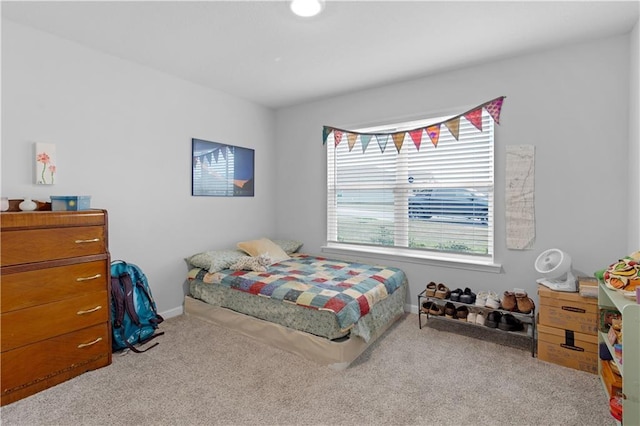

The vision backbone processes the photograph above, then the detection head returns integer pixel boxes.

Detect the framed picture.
[191,138,255,197]
[35,142,57,185]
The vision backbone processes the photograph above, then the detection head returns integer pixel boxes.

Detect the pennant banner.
[322,96,505,154]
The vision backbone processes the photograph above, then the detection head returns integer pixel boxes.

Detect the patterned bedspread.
[189,254,406,331]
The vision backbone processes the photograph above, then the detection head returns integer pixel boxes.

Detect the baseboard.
[406,302,418,314]
[159,305,183,319]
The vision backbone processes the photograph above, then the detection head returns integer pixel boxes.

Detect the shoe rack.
[418,289,537,357]
[597,282,639,424]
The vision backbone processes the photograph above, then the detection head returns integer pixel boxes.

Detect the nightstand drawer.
[1,226,106,266]
[1,260,108,312]
[1,290,108,352]
[1,323,110,400]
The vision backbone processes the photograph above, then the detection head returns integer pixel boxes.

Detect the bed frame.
[183,285,406,370]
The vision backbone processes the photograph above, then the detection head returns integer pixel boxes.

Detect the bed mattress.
[187,253,407,341]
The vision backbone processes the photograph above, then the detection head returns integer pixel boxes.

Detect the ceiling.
[2,1,639,109]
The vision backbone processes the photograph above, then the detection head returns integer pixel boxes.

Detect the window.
[326,110,494,264]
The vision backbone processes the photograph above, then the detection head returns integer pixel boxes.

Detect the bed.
[183,238,408,370]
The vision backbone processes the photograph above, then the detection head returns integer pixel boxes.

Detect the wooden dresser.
[1,210,112,406]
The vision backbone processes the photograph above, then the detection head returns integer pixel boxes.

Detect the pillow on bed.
[271,239,303,254]
[237,238,290,263]
[186,249,249,273]
[229,253,272,272]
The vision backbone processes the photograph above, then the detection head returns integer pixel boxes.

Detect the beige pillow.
[237,238,290,263]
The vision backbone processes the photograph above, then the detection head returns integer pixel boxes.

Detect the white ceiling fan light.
[290,0,325,18]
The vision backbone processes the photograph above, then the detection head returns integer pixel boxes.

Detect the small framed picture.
[35,142,57,185]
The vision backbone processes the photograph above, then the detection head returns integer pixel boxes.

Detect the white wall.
[629,19,640,253]
[1,20,278,316]
[3,19,637,317]
[275,34,633,309]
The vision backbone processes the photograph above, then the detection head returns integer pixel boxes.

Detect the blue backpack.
[110,260,164,353]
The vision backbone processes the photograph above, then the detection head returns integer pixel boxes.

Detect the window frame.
[324,111,500,272]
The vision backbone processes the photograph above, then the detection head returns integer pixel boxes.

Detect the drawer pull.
[75,238,100,244]
[77,305,102,315]
[76,274,102,282]
[77,337,103,348]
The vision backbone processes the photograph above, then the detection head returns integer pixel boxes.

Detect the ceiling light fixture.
[290,0,325,18]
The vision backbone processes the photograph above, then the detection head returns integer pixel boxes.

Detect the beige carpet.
[1,313,613,425]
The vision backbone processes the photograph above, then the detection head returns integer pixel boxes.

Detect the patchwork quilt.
[189,254,406,331]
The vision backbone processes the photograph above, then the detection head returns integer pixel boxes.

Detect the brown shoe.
[435,283,451,299]
[429,303,445,316]
[501,291,517,311]
[444,302,457,318]
[425,281,437,297]
[456,306,469,321]
[515,291,534,314]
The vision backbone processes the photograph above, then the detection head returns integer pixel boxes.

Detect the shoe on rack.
[425,281,437,297]
[475,311,486,326]
[501,291,517,311]
[456,305,469,322]
[485,311,502,328]
[421,301,433,313]
[459,287,476,304]
[498,313,524,332]
[444,302,457,319]
[429,303,445,316]
[467,310,477,324]
[435,283,451,299]
[475,291,488,307]
[484,291,501,309]
[449,288,463,302]
[515,291,535,314]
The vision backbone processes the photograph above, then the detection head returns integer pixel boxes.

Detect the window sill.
[321,243,502,274]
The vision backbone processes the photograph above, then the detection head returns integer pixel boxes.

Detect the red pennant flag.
[444,117,460,140]
[426,125,440,147]
[334,130,343,147]
[409,129,423,150]
[464,108,483,131]
[485,97,504,125]
[347,133,357,152]
[392,133,405,153]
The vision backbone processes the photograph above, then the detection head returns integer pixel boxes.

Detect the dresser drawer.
[1,226,106,267]
[1,291,108,352]
[1,323,110,398]
[1,260,108,313]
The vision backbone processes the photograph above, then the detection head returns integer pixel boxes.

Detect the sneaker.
[475,291,488,307]
[485,291,501,309]
[475,311,486,326]
[467,309,477,324]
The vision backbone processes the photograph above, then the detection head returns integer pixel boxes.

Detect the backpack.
[110,260,164,353]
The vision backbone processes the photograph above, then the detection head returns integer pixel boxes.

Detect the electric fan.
[534,248,578,292]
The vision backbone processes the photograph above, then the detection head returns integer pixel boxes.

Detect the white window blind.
[327,110,494,261]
